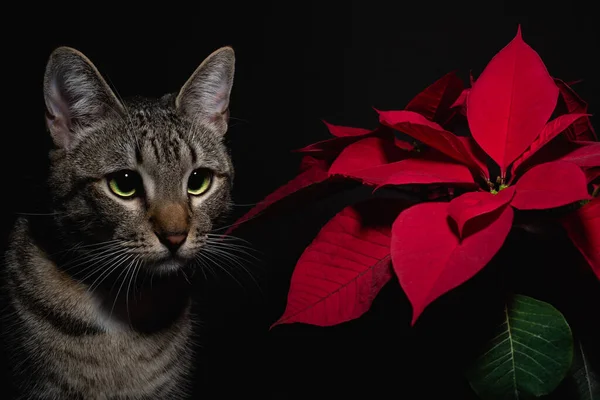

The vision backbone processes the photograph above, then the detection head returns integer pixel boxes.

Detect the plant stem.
[593,185,599,198]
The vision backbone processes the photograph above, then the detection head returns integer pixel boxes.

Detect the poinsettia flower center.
[486,176,509,194]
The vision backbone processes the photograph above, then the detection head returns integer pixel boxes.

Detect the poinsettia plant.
[228,27,599,399]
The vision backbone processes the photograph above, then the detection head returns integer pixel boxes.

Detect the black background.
[1,2,598,399]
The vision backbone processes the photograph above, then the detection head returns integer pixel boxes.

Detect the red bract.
[224,159,329,235]
[467,27,559,174]
[404,71,464,125]
[562,198,600,279]
[377,110,488,177]
[272,199,408,327]
[555,79,597,141]
[294,122,384,160]
[328,135,408,177]
[376,157,476,189]
[391,202,513,324]
[510,113,590,177]
[447,187,516,238]
[324,120,372,137]
[226,26,599,329]
[511,161,590,210]
[559,142,600,168]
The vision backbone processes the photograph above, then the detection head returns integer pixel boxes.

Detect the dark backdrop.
[1,2,598,399]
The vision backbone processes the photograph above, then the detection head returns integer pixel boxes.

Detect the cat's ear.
[175,47,235,135]
[43,47,125,149]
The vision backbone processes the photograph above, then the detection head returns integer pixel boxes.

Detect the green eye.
[187,168,213,196]
[107,170,142,198]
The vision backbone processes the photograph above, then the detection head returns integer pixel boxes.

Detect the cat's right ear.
[43,47,125,149]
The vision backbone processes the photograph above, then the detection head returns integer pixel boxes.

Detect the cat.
[1,45,236,399]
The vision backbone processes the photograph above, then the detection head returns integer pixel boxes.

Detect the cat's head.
[43,46,236,274]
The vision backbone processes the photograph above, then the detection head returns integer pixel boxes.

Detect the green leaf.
[466,294,574,399]
[571,339,599,399]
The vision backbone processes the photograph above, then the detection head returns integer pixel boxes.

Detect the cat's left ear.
[176,47,235,135]
[43,47,125,149]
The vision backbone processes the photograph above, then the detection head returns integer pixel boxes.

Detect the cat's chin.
[148,257,189,275]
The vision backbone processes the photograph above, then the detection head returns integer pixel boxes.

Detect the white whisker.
[109,257,137,320]
[86,253,134,295]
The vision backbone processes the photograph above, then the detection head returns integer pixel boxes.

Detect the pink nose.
[165,234,186,247]
[157,232,188,253]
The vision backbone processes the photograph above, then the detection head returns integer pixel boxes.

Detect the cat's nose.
[157,231,188,253]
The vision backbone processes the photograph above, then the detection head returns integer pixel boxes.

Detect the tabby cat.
[2,45,236,399]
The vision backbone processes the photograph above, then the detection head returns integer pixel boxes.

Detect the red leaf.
[561,198,600,279]
[559,142,600,168]
[447,187,516,238]
[376,158,476,189]
[555,79,597,141]
[295,136,358,154]
[511,161,590,210]
[323,120,372,137]
[511,135,582,178]
[467,27,559,172]
[395,137,415,151]
[586,168,600,184]
[511,113,590,176]
[298,155,322,172]
[272,200,408,327]
[225,160,329,235]
[328,136,408,177]
[405,71,464,123]
[295,125,391,156]
[377,109,484,174]
[457,136,490,179]
[450,89,470,116]
[332,159,406,186]
[391,202,513,325]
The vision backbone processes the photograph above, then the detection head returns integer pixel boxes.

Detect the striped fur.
[2,46,236,399]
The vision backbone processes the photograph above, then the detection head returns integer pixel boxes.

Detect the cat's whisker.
[193,254,210,279]
[204,240,262,267]
[57,240,128,265]
[204,243,255,257]
[205,247,262,274]
[192,255,210,281]
[205,238,262,258]
[149,269,156,290]
[62,246,127,278]
[132,260,144,302]
[52,239,123,258]
[109,257,137,320]
[86,253,134,295]
[200,245,262,294]
[228,115,250,123]
[206,232,254,246]
[61,243,131,274]
[125,259,142,327]
[210,211,266,233]
[196,251,244,289]
[47,240,85,258]
[180,269,192,285]
[203,245,260,279]
[205,234,260,259]
[77,251,129,288]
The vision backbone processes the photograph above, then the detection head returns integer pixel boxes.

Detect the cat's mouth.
[146,254,190,274]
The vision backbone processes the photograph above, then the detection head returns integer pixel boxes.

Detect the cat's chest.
[32,320,193,398]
